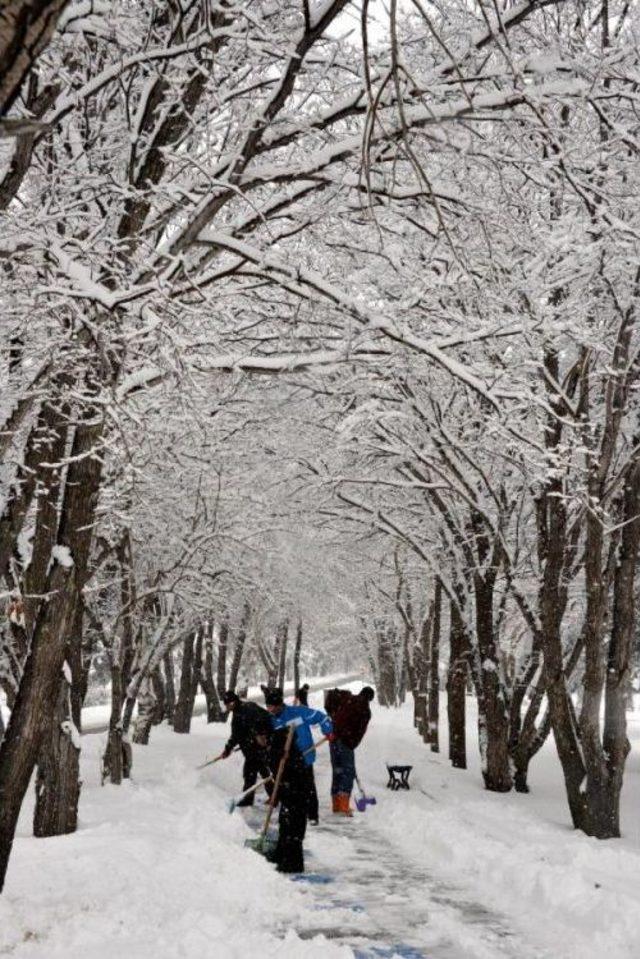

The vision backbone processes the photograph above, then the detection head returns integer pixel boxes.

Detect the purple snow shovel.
[355,774,376,812]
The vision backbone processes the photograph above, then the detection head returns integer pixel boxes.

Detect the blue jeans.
[330,740,356,795]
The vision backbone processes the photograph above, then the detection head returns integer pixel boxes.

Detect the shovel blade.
[244,836,278,859]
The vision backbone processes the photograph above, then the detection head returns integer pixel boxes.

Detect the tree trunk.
[173,631,202,734]
[0,0,70,117]
[228,603,249,691]
[163,652,176,725]
[151,667,165,725]
[447,601,467,769]
[598,459,640,836]
[428,579,442,752]
[293,619,302,694]
[377,624,398,707]
[216,616,228,696]
[132,676,156,745]
[201,623,224,722]
[102,649,126,785]
[474,573,512,792]
[174,633,196,734]
[277,620,288,689]
[265,629,280,688]
[33,676,80,837]
[34,601,84,835]
[0,416,103,892]
[102,534,137,784]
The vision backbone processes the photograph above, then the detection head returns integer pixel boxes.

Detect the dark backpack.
[324,687,351,718]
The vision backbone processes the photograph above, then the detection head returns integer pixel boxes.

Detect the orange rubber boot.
[337,793,353,817]
[332,794,340,814]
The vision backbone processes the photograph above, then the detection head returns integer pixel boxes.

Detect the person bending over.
[221,691,272,806]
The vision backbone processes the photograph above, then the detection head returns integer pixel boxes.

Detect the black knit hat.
[264,687,284,707]
[222,690,240,705]
[360,686,375,701]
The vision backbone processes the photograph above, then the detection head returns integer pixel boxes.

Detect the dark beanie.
[360,686,375,702]
[222,690,240,705]
[264,687,284,707]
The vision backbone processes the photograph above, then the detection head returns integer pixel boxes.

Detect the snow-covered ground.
[1,686,639,958]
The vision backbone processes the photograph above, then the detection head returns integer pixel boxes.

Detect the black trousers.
[275,791,307,873]
[237,750,272,807]
[304,764,319,821]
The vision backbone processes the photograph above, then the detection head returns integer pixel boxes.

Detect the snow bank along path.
[1,685,639,958]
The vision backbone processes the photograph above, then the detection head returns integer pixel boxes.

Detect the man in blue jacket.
[264,687,333,824]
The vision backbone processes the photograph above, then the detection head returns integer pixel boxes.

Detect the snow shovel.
[244,724,296,857]
[354,774,376,812]
[227,773,274,814]
[196,745,240,770]
[227,734,328,814]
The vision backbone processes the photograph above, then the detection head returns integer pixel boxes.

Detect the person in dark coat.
[221,691,273,806]
[295,683,310,706]
[326,686,375,815]
[267,724,308,873]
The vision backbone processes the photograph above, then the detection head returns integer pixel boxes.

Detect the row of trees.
[1,0,639,897]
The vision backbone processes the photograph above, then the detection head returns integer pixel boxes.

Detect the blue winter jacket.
[271,704,333,766]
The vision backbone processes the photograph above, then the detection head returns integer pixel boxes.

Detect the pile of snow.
[0,722,352,959]
[349,693,640,959]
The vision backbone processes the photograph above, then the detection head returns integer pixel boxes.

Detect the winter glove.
[222,747,232,759]
[327,732,337,743]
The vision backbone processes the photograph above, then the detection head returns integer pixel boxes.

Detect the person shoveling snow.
[220,690,273,807]
[264,687,333,825]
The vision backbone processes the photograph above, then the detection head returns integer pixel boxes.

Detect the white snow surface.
[1,687,639,958]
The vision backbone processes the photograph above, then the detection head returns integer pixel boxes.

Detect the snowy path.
[245,807,549,959]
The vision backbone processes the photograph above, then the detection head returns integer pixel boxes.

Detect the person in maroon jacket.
[327,686,375,815]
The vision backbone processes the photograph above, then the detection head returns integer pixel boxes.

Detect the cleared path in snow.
[247,805,552,959]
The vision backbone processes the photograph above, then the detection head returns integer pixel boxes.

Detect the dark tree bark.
[293,619,302,695]
[33,601,85,836]
[173,631,203,734]
[473,568,512,792]
[201,622,224,722]
[447,600,467,769]
[0,1,70,119]
[228,603,249,692]
[33,676,80,836]
[174,633,196,734]
[163,652,176,725]
[428,578,442,752]
[216,615,228,696]
[102,536,136,785]
[132,676,156,745]
[377,622,399,707]
[0,399,66,591]
[151,667,166,725]
[258,630,279,688]
[0,416,103,892]
[277,620,288,689]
